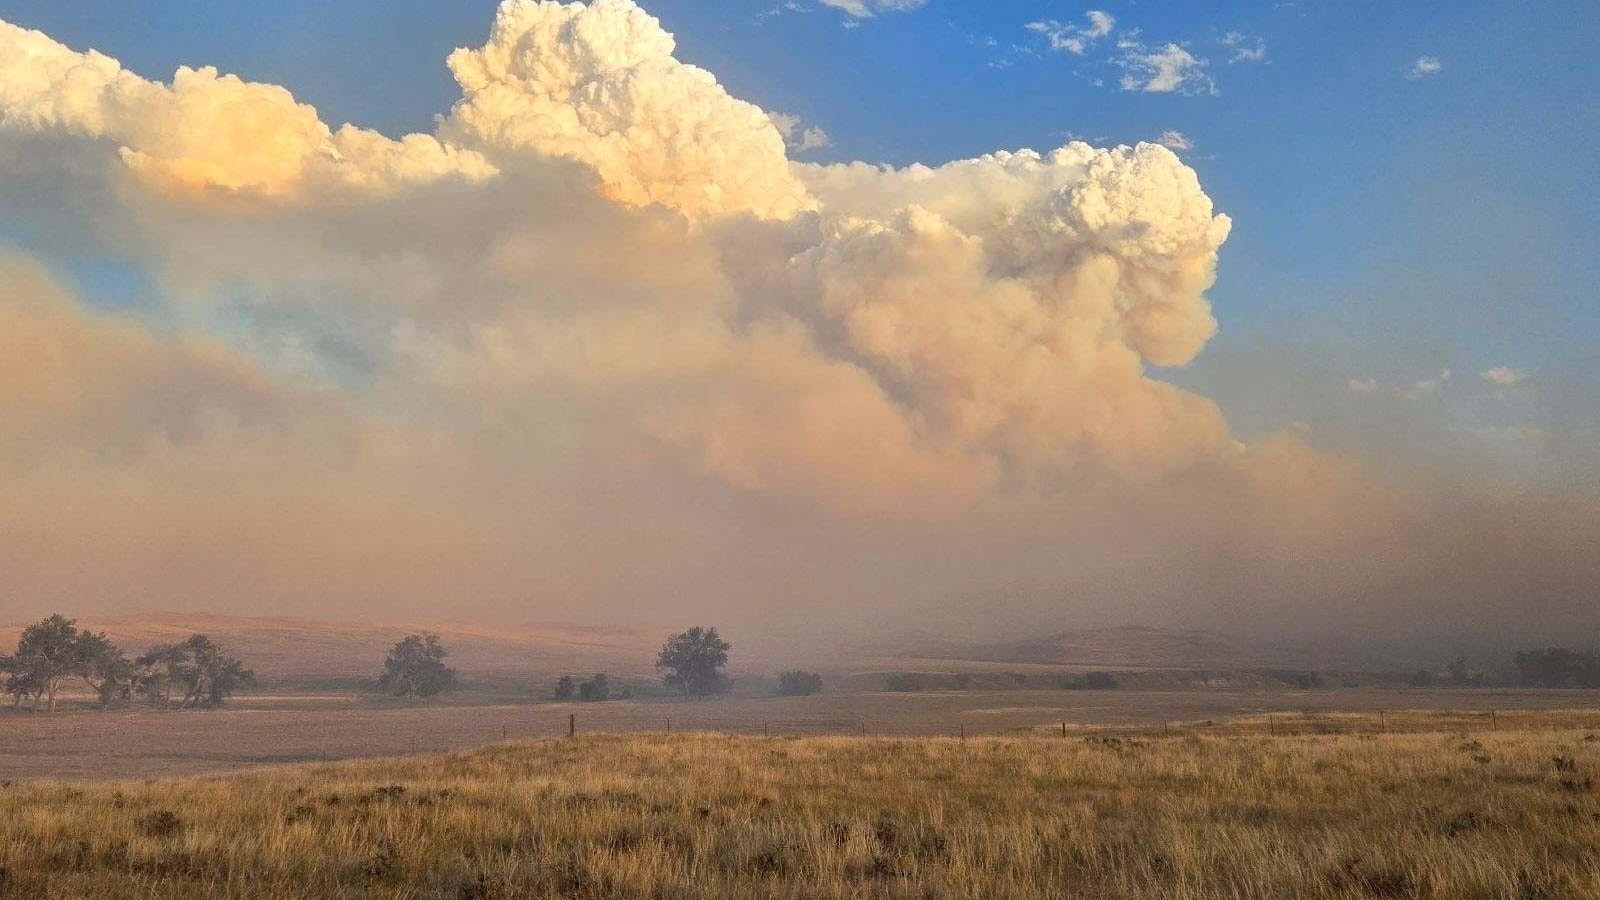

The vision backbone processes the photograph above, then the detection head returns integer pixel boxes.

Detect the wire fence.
[392,707,1600,757]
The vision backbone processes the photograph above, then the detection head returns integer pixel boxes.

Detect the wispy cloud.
[1156,130,1194,151]
[1348,369,1453,400]
[1220,30,1267,63]
[1407,55,1443,79]
[818,0,927,18]
[1118,42,1216,95]
[1026,11,1115,55]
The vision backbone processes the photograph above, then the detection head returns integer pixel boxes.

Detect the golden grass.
[2,720,1598,899]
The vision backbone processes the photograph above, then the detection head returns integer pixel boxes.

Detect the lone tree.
[656,627,731,699]
[379,633,457,698]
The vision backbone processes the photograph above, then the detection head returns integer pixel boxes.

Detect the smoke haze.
[0,1,1595,651]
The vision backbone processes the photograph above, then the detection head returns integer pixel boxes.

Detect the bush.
[776,671,823,696]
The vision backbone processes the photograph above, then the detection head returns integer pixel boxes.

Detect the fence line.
[390,707,1570,756]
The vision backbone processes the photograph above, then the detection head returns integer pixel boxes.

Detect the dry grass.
[2,719,1599,899]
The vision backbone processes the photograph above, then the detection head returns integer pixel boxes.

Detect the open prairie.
[3,716,1599,899]
[5,687,1600,781]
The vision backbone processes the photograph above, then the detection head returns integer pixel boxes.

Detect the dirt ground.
[4,687,1599,781]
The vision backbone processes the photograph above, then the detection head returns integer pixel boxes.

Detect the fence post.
[666,717,672,733]
[1060,722,1067,738]
[569,714,576,738]
[959,724,965,740]
[1491,710,1497,729]
[764,722,769,737]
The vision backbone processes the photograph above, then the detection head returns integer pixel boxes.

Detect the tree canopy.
[2,616,252,711]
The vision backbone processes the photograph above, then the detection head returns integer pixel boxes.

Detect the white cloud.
[1026,11,1115,55]
[1482,366,1529,387]
[818,0,927,18]
[1156,130,1194,151]
[1407,55,1443,79]
[1118,42,1216,95]
[439,0,812,221]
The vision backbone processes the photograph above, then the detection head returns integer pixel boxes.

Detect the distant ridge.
[0,612,660,680]
[953,624,1323,670]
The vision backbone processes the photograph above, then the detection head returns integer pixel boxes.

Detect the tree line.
[1514,648,1600,688]
[6,616,828,712]
[374,625,827,702]
[1,615,254,712]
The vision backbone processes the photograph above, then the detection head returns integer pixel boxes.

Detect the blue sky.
[3,0,1597,459]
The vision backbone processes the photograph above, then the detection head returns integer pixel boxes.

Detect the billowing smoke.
[0,1,1593,648]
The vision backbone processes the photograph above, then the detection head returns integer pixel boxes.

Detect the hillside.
[0,612,661,681]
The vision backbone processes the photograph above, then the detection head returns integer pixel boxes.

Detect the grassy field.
[2,715,1598,898]
[7,688,1600,781]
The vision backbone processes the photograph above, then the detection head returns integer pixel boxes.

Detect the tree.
[378,633,457,699]
[656,627,731,699]
[76,630,136,708]
[6,614,86,712]
[136,635,254,709]
[1,652,46,711]
[554,675,577,701]
[182,635,256,707]
[777,671,823,696]
[136,643,189,707]
[577,673,610,702]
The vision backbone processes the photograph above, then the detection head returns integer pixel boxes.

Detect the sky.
[0,0,1596,650]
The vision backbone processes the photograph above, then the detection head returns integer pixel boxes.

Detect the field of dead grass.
[2,714,1599,898]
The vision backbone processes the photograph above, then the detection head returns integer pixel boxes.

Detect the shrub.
[776,671,823,696]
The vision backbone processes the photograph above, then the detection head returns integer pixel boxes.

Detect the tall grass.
[1,719,1597,898]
